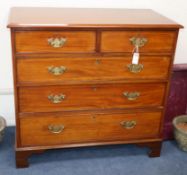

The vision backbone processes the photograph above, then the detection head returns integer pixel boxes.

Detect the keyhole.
[92,87,97,91]
[95,59,101,65]
[91,115,96,119]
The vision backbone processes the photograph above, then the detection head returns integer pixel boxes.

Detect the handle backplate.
[48,66,67,76]
[48,124,65,134]
[130,37,148,47]
[127,64,144,73]
[120,121,137,129]
[48,37,67,48]
[123,92,140,100]
[48,94,66,104]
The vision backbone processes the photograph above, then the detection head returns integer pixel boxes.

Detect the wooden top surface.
[7,7,183,28]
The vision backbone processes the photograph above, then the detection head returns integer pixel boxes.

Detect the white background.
[0,0,186,125]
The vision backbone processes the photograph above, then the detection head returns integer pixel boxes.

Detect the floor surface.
[0,127,187,175]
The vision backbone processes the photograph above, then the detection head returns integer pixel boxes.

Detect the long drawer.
[19,111,161,146]
[15,31,96,53]
[101,31,176,53]
[17,56,170,84]
[18,83,166,113]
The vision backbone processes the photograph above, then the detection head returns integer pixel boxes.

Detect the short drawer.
[18,83,166,113]
[17,56,171,84]
[15,31,96,53]
[101,31,176,53]
[19,111,161,146]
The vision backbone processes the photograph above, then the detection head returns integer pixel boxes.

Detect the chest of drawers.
[8,7,182,168]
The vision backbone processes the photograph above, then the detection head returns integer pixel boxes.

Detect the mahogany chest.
[7,7,183,168]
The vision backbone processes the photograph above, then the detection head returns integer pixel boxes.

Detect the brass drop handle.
[129,37,148,47]
[48,94,66,104]
[48,124,65,134]
[120,121,137,129]
[127,64,144,73]
[48,66,67,76]
[48,37,67,48]
[123,92,140,100]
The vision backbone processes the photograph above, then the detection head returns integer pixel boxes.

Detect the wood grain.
[7,8,183,28]
[101,31,176,53]
[15,31,96,53]
[18,83,166,113]
[17,56,171,83]
[19,111,161,146]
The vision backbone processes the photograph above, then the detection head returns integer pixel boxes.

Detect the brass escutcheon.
[95,59,101,65]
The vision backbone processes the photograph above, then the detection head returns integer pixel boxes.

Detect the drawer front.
[101,31,176,53]
[20,111,161,146]
[18,83,166,113]
[17,56,170,83]
[15,31,96,53]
